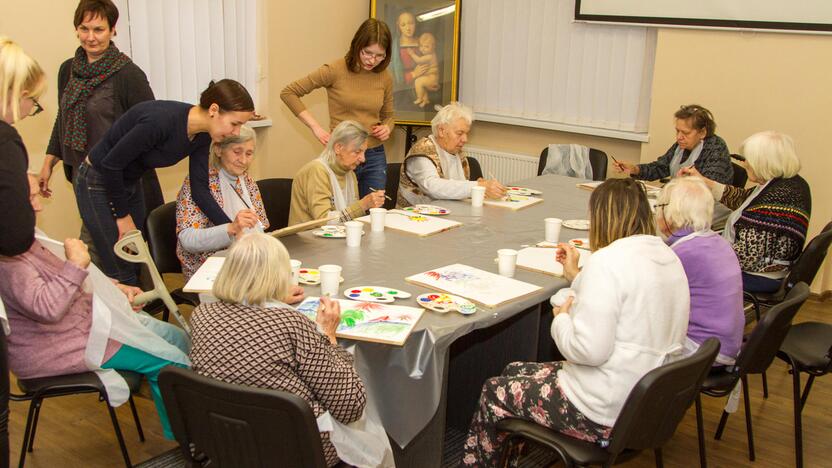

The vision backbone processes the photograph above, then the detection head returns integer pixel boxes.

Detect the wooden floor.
[8,299,832,468]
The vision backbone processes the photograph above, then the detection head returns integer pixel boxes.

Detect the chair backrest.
[385,162,402,209]
[159,367,328,468]
[730,160,748,188]
[607,338,720,457]
[784,221,832,292]
[538,147,608,181]
[256,178,293,232]
[0,326,9,468]
[145,201,182,275]
[736,282,810,375]
[467,156,483,181]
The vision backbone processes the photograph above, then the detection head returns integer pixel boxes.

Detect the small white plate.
[343,286,412,303]
[563,219,590,230]
[312,225,365,239]
[416,293,477,315]
[402,204,451,216]
[569,238,591,250]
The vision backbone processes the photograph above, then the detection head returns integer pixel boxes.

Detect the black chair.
[537,147,608,181]
[729,155,748,188]
[159,366,328,468]
[384,162,401,210]
[145,202,199,320]
[0,329,9,468]
[497,338,720,468]
[777,316,832,467]
[256,178,293,232]
[10,371,145,467]
[467,156,483,181]
[694,283,810,468]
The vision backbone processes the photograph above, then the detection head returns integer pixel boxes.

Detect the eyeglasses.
[360,48,387,61]
[29,97,44,117]
[654,203,668,210]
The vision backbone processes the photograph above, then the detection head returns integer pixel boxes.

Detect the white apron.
[318,159,358,225]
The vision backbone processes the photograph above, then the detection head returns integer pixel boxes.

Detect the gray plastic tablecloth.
[275,174,594,448]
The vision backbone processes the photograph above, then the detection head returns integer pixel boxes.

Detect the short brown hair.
[345,18,392,73]
[74,0,119,29]
[588,178,655,251]
[199,79,254,113]
[674,104,716,137]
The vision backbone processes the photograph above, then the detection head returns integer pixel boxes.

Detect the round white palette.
[312,225,365,239]
[402,204,451,216]
[417,293,477,315]
[563,219,590,230]
[569,238,591,250]
[343,286,412,303]
[507,186,543,196]
[298,269,344,285]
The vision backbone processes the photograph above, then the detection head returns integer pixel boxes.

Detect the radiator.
[463,146,539,183]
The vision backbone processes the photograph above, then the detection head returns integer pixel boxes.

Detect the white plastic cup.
[497,248,518,277]
[369,207,387,232]
[471,185,486,207]
[319,264,342,297]
[544,218,563,243]
[290,259,302,286]
[344,221,363,247]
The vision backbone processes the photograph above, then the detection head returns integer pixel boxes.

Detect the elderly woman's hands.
[360,190,386,211]
[114,281,145,311]
[316,296,342,345]
[227,209,260,237]
[613,161,640,176]
[477,178,507,199]
[64,238,91,270]
[284,285,306,305]
[556,242,581,282]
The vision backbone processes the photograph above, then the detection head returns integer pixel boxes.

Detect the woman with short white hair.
[397,102,506,207]
[657,177,744,364]
[189,233,366,467]
[288,120,385,225]
[682,131,811,293]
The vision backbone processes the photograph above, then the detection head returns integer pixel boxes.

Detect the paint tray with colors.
[343,286,412,303]
[506,186,543,196]
[298,268,344,285]
[402,204,451,216]
[417,293,477,315]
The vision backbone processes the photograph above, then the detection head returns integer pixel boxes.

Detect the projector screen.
[575,0,832,33]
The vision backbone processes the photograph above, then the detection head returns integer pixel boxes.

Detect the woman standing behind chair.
[462,179,689,466]
[681,131,811,293]
[175,126,269,280]
[189,233,366,467]
[39,0,160,266]
[75,79,255,286]
[0,37,46,256]
[281,18,394,198]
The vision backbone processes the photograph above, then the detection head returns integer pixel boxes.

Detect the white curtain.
[460,0,656,140]
[116,0,258,106]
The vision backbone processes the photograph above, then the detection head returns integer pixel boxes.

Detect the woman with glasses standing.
[281,18,394,198]
[38,0,159,267]
[0,37,46,256]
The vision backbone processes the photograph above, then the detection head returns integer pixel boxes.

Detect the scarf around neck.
[63,44,131,152]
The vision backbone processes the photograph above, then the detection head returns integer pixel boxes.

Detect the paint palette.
[343,286,412,303]
[311,225,364,238]
[298,269,344,285]
[563,219,590,230]
[569,238,591,250]
[507,186,543,196]
[416,293,477,315]
[402,204,451,216]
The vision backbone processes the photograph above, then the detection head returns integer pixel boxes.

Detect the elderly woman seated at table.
[657,177,744,365]
[682,131,811,293]
[0,174,190,440]
[175,126,269,280]
[289,120,385,225]
[189,233,366,467]
[462,178,689,466]
[614,104,733,184]
[397,102,506,207]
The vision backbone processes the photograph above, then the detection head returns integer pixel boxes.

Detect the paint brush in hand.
[369,187,393,202]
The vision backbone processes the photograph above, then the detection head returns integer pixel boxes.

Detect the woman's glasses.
[29,97,44,117]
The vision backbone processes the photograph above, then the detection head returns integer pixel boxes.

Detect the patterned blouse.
[175,167,269,279]
[189,301,366,467]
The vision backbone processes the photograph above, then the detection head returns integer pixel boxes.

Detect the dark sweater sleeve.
[636,144,675,181]
[0,141,35,256]
[118,63,155,110]
[695,137,733,184]
[188,149,231,225]
[46,60,72,158]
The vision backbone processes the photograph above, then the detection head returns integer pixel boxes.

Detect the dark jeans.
[742,271,782,293]
[355,144,387,198]
[74,162,146,286]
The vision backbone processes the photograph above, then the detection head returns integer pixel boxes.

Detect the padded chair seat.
[780,322,832,372]
[17,370,143,397]
[701,367,738,393]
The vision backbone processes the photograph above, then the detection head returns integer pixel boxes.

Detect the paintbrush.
[369,187,393,201]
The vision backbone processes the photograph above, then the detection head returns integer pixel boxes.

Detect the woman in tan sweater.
[281,18,394,199]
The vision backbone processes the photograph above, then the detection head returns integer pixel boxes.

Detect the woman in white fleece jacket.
[462,179,690,466]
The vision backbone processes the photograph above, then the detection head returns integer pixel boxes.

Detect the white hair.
[212,233,291,306]
[741,131,800,181]
[209,125,256,168]
[657,177,714,232]
[318,120,368,165]
[431,102,473,136]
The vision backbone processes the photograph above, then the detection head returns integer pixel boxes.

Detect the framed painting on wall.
[371,0,461,126]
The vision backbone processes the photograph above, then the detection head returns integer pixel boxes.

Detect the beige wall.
[4,3,830,292]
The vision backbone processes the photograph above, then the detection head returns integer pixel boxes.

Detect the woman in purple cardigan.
[657,176,744,364]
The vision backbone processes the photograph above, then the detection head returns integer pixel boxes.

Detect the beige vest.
[396,136,471,207]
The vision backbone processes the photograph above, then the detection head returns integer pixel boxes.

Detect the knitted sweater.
[637,135,733,184]
[190,301,366,467]
[288,158,365,225]
[0,121,35,256]
[281,58,394,149]
[719,175,811,274]
[397,135,473,207]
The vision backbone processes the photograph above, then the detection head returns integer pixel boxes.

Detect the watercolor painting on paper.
[295,297,424,346]
[406,263,542,308]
